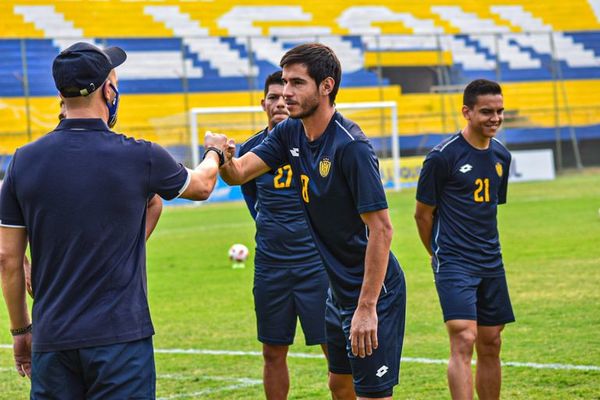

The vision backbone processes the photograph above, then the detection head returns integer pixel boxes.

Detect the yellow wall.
[2,80,599,153]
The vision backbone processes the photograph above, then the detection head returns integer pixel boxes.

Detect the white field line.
[2,345,599,372]
[156,375,262,400]
[155,348,600,372]
[156,373,259,382]
[157,380,261,400]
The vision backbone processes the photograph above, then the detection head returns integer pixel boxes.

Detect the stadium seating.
[2,0,600,88]
[1,0,599,157]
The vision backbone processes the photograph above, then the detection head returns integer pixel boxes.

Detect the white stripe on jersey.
[175,168,193,199]
[439,135,461,152]
[0,222,26,228]
[492,136,509,151]
[335,120,355,141]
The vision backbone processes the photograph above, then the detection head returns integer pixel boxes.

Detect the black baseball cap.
[52,42,127,97]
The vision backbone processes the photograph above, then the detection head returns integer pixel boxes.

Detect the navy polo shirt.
[0,119,190,352]
[239,128,322,269]
[416,132,511,276]
[251,112,402,307]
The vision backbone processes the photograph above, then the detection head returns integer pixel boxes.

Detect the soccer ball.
[228,244,249,263]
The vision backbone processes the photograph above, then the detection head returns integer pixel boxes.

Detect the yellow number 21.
[474,178,490,202]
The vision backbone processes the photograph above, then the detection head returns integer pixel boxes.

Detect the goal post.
[189,101,400,191]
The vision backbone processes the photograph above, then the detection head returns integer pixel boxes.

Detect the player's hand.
[349,305,378,358]
[224,139,236,164]
[13,332,32,378]
[204,131,228,153]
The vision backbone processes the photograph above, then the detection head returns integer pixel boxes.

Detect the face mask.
[104,82,120,128]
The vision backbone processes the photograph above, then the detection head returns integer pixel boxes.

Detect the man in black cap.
[0,42,228,398]
[21,92,163,299]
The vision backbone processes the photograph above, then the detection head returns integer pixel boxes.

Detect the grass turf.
[1,169,599,399]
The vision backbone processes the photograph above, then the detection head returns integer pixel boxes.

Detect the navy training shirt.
[0,119,190,352]
[251,112,402,307]
[416,132,511,276]
[239,128,322,268]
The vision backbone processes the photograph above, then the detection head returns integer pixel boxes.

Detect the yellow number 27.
[273,165,293,189]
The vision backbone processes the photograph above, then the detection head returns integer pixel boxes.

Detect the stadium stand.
[1,0,599,168]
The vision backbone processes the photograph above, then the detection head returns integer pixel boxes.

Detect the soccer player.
[239,70,331,399]
[414,79,515,400]
[0,42,227,398]
[209,43,406,400]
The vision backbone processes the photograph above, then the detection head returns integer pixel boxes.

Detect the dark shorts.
[325,276,406,397]
[434,271,515,326]
[254,264,328,345]
[31,337,155,400]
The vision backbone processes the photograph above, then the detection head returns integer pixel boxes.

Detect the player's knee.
[478,334,502,357]
[328,374,354,399]
[451,328,477,354]
[262,345,288,365]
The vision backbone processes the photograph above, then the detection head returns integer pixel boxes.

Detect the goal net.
[188,101,400,191]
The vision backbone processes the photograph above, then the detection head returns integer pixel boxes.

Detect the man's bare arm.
[0,227,32,377]
[220,151,271,186]
[414,200,436,256]
[179,152,220,201]
[23,255,33,298]
[350,209,394,358]
[0,227,29,330]
[145,194,162,241]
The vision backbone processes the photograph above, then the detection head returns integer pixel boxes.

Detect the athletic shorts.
[31,337,155,399]
[254,264,328,345]
[434,271,515,326]
[325,275,406,397]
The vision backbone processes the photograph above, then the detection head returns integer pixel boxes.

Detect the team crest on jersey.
[495,162,503,177]
[319,157,331,177]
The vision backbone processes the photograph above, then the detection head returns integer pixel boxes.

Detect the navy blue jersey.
[251,112,402,307]
[239,128,322,268]
[0,119,189,352]
[416,132,511,276]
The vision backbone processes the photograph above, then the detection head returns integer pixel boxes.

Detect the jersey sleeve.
[250,123,288,170]
[148,142,190,200]
[416,150,448,207]
[241,181,258,220]
[498,153,511,205]
[340,141,388,214]
[0,155,26,228]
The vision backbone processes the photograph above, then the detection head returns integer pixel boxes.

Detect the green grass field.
[1,169,599,399]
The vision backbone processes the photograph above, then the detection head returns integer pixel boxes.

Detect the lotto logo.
[459,164,473,173]
[290,148,299,157]
[376,365,389,377]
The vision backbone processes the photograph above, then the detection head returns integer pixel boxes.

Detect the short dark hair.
[263,70,284,97]
[280,43,341,105]
[463,79,502,108]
